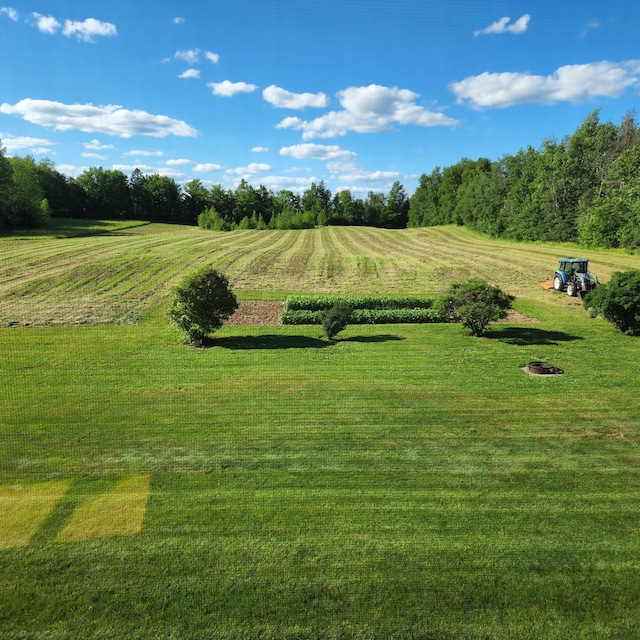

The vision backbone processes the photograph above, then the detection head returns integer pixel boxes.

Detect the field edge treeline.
[408,109,640,250]
[2,109,639,248]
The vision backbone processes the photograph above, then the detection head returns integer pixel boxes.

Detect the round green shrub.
[321,302,353,340]
[167,266,238,345]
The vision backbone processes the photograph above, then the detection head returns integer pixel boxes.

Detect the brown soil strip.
[225,301,285,326]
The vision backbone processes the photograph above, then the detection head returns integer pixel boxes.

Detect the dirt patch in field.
[225,301,285,326]
[499,309,539,323]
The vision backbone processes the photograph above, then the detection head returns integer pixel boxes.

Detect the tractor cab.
[553,258,598,297]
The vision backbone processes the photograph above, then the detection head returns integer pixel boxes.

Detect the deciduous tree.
[0,139,13,228]
[584,270,640,336]
[167,267,238,345]
[76,168,132,219]
[437,278,514,337]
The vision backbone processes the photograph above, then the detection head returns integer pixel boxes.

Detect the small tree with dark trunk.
[168,266,238,345]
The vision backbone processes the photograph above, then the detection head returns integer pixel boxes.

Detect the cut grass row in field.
[2,221,640,327]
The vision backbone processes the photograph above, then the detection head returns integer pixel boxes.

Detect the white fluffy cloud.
[337,170,400,183]
[279,143,400,189]
[28,13,116,41]
[280,143,356,161]
[252,146,268,153]
[112,164,153,173]
[474,14,530,37]
[172,49,219,65]
[0,99,198,138]
[156,167,187,179]
[276,84,458,139]
[179,69,200,79]
[263,85,329,109]
[29,12,60,34]
[172,17,185,25]
[227,163,271,175]
[1,7,18,20]
[450,60,640,109]
[175,49,201,64]
[124,149,164,157]
[0,133,54,153]
[194,163,222,173]
[63,18,117,42]
[208,81,259,97]
[83,139,115,150]
[166,158,192,166]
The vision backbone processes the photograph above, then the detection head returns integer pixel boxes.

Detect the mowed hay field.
[2,221,640,639]
[2,221,638,326]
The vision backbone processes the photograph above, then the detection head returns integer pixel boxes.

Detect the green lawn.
[1,225,640,638]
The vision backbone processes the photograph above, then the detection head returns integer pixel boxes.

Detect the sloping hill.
[1,222,637,325]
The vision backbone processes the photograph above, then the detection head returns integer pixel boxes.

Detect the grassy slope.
[2,221,639,326]
[1,224,640,638]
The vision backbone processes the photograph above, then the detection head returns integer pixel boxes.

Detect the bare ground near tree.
[225,301,285,326]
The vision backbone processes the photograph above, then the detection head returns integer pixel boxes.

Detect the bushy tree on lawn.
[583,270,640,335]
[437,278,514,337]
[321,302,353,341]
[168,267,238,345]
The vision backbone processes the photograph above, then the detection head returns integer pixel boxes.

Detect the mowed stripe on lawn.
[0,480,70,548]
[56,475,151,542]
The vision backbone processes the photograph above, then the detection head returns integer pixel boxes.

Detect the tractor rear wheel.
[553,276,563,291]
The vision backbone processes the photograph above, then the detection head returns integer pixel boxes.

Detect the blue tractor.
[553,258,599,298]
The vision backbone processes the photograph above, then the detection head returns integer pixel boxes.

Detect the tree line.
[408,109,640,250]
[0,142,410,231]
[2,108,639,247]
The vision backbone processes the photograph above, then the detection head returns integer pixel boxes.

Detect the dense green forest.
[2,109,639,247]
[0,144,410,231]
[410,109,640,249]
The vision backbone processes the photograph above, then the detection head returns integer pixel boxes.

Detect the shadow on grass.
[209,334,330,350]
[484,326,584,346]
[206,333,405,350]
[343,334,405,343]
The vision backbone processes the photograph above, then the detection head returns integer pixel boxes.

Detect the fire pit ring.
[524,361,564,375]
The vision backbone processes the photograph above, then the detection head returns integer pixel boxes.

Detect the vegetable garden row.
[279,294,444,325]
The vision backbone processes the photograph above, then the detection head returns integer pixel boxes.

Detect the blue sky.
[1,0,639,196]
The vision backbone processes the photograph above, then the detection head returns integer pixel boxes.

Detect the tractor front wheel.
[567,282,576,297]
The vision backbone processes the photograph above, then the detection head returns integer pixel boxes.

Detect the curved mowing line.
[237,231,300,284]
[331,228,431,292]
[0,233,172,298]
[407,227,556,293]
[227,230,300,288]
[184,230,290,279]
[317,227,346,283]
[5,224,640,326]
[56,475,151,543]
